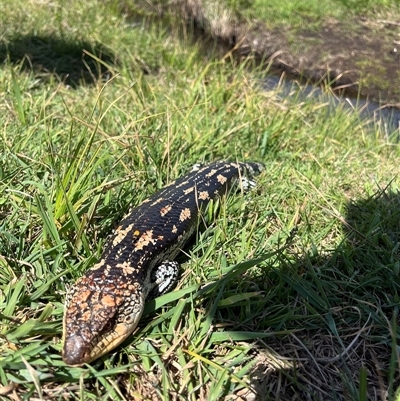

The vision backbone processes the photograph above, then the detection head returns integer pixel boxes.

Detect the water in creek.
[263,75,400,138]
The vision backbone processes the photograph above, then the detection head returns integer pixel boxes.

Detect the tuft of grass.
[227,0,400,29]
[0,0,399,400]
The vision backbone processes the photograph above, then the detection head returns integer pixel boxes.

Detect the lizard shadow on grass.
[0,35,118,88]
[248,187,400,400]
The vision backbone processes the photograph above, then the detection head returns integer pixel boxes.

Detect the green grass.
[0,0,400,399]
[227,0,400,29]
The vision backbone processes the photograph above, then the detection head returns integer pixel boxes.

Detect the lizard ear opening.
[123,313,137,325]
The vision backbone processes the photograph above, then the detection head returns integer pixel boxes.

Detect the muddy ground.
[247,17,400,105]
[127,0,400,107]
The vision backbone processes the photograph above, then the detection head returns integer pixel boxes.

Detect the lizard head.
[62,273,145,366]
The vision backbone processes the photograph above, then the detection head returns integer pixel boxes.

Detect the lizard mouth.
[62,320,141,366]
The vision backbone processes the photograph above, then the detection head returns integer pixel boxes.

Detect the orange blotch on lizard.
[179,208,191,222]
[101,294,116,307]
[217,174,227,184]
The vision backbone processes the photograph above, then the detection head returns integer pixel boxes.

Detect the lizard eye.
[101,316,116,333]
[103,321,112,332]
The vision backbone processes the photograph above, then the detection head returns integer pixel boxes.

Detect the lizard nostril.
[62,334,91,366]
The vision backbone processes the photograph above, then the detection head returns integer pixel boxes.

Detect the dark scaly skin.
[62,161,264,366]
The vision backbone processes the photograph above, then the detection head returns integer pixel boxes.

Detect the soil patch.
[140,1,400,106]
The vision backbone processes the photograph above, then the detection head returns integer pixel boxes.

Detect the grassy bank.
[0,0,399,399]
[227,0,398,29]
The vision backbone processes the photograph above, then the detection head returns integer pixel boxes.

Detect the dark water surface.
[264,75,400,137]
